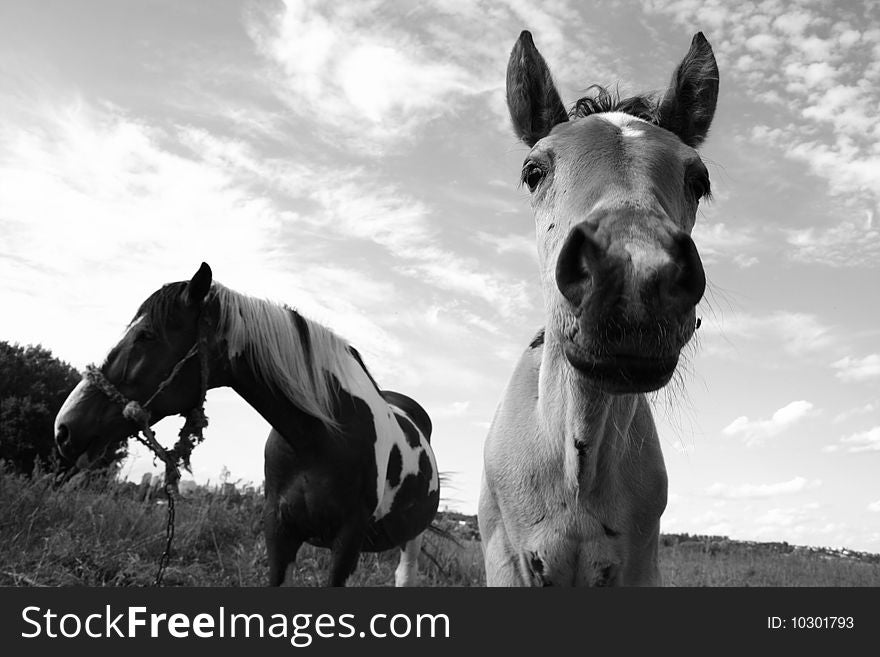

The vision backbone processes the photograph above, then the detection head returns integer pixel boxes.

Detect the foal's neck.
[538,334,641,494]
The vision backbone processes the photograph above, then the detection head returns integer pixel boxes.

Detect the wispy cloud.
[833,402,877,424]
[753,504,826,533]
[245,0,477,150]
[701,311,835,358]
[825,426,880,454]
[691,222,759,267]
[474,231,538,260]
[784,213,879,267]
[706,476,821,500]
[723,400,815,446]
[832,353,880,383]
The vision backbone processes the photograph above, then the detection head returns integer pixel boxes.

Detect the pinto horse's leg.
[327,521,366,587]
[267,535,301,587]
[394,534,422,587]
[263,494,302,586]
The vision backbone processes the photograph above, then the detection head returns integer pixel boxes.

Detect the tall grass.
[0,468,483,586]
[2,468,878,587]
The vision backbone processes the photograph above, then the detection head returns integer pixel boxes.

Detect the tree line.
[0,341,124,475]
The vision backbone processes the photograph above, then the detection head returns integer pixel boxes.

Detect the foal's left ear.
[184,262,213,307]
[658,32,719,148]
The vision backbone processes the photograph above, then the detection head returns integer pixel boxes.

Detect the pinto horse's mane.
[133,281,359,429]
[569,84,661,124]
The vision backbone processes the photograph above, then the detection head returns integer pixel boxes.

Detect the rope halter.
[83,314,211,491]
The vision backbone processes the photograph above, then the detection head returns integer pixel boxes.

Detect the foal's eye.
[688,175,711,202]
[521,162,546,193]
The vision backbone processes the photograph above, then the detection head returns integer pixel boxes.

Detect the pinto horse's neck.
[537,331,641,495]
[204,341,336,447]
[229,355,329,442]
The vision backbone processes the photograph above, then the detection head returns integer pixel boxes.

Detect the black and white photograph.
[1,0,878,649]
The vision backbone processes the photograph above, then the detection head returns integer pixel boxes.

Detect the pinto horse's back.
[380,390,432,442]
[362,390,439,554]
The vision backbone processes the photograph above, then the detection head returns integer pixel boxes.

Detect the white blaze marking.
[54,378,90,435]
[599,111,648,137]
[122,314,144,338]
[621,125,644,138]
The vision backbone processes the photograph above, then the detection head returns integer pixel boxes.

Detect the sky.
[1,0,879,554]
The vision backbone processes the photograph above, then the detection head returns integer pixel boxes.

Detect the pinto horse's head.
[54,264,215,468]
[507,31,718,393]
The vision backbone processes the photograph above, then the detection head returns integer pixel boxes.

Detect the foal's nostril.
[556,223,603,307]
[674,233,706,306]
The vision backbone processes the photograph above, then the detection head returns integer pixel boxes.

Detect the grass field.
[2,469,879,587]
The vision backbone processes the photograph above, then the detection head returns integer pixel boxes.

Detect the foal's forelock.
[212,284,357,429]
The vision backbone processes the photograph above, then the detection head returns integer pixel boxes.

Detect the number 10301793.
[768,616,854,629]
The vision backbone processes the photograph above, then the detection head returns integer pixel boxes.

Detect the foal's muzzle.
[553,217,705,392]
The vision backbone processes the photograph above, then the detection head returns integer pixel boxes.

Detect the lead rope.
[84,314,211,586]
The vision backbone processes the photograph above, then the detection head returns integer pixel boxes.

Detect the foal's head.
[507,31,718,393]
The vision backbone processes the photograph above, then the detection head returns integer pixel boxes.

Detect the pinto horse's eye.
[135,330,157,343]
[521,162,546,193]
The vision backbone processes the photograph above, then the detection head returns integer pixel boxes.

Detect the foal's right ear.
[506,31,569,147]
[184,262,213,307]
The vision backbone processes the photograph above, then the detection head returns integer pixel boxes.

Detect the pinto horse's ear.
[658,32,719,148]
[506,31,569,147]
[184,262,213,307]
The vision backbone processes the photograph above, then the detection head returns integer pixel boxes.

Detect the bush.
[0,341,96,473]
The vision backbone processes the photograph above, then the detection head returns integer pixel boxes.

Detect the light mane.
[212,283,359,430]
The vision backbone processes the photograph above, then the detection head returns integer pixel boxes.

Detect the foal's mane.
[570,84,660,125]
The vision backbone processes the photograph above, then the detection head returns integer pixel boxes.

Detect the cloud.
[691,222,759,267]
[706,477,820,500]
[474,231,538,260]
[245,0,477,150]
[784,213,880,267]
[432,401,472,418]
[837,426,880,453]
[869,500,880,513]
[723,400,814,446]
[700,311,835,358]
[754,504,824,531]
[832,354,880,382]
[833,402,877,424]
